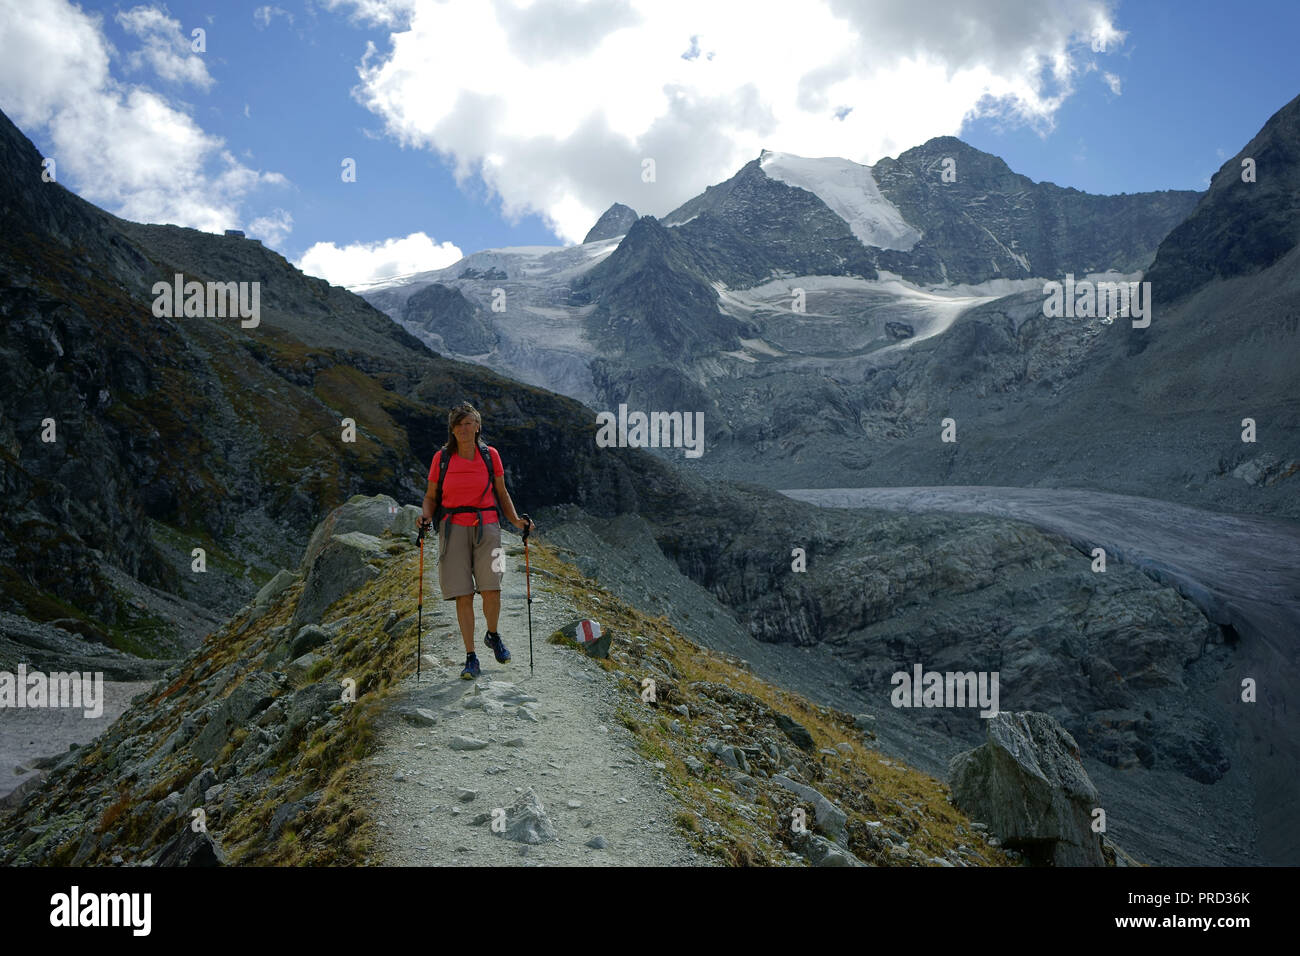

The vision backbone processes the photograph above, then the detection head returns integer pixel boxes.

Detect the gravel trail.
[361,546,710,866]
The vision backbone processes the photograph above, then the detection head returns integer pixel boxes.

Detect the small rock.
[504,737,525,747]
[458,789,478,802]
[585,836,608,849]
[401,708,438,727]
[567,799,583,809]
[449,736,489,751]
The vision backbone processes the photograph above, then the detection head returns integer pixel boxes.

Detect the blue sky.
[2,0,1298,287]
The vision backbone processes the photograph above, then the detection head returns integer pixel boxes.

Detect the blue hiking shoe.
[460,652,480,680]
[484,630,511,664]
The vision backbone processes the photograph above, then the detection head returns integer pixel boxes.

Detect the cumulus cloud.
[0,0,286,235]
[332,0,1127,243]
[1102,71,1122,96]
[248,209,294,246]
[296,232,464,289]
[116,5,213,90]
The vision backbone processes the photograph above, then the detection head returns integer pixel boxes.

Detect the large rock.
[948,711,1106,866]
[254,569,300,607]
[793,831,867,867]
[299,495,421,573]
[156,828,227,866]
[774,713,815,753]
[291,532,387,631]
[770,774,847,844]
[190,673,276,765]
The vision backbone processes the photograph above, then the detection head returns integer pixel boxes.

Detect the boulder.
[774,713,816,752]
[156,828,227,867]
[254,569,300,607]
[770,774,848,843]
[299,495,421,572]
[284,682,342,734]
[552,619,612,658]
[793,831,867,866]
[948,711,1106,866]
[190,673,276,765]
[285,652,322,683]
[291,532,386,631]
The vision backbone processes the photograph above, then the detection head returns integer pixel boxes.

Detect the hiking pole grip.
[520,512,531,542]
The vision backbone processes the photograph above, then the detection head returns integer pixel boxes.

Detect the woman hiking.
[417,402,535,680]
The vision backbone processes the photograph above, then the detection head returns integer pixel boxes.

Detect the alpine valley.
[2,91,1298,868]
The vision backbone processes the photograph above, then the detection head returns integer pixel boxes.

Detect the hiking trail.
[359,542,712,866]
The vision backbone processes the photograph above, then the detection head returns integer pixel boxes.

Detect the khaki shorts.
[438,520,503,599]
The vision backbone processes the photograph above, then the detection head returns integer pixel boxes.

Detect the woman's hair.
[446,401,482,455]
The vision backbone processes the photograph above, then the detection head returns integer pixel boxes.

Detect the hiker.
[417,402,535,680]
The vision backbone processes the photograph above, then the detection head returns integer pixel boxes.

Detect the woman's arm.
[418,478,439,530]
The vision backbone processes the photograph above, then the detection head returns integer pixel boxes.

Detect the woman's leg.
[481,588,501,633]
[455,594,476,653]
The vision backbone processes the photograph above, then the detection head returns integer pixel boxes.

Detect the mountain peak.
[582,202,639,244]
[1145,91,1300,298]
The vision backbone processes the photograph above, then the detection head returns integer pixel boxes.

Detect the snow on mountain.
[758,150,922,252]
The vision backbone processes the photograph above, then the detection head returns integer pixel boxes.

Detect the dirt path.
[360,544,711,866]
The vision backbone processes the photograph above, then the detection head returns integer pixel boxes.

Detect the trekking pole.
[521,513,533,676]
[416,522,425,683]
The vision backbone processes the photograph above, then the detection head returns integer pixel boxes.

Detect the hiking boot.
[460,652,480,680]
[484,630,511,664]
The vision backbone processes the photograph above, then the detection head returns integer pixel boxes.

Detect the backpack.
[432,439,501,537]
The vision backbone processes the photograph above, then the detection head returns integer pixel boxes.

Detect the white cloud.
[332,0,1128,244]
[1102,71,1122,96]
[323,0,417,27]
[253,5,295,29]
[116,5,213,90]
[248,209,294,246]
[297,232,464,288]
[0,0,286,236]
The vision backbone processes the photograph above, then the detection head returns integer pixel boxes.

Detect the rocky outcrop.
[1145,94,1300,298]
[0,495,409,866]
[401,282,497,353]
[583,203,638,243]
[948,712,1106,866]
